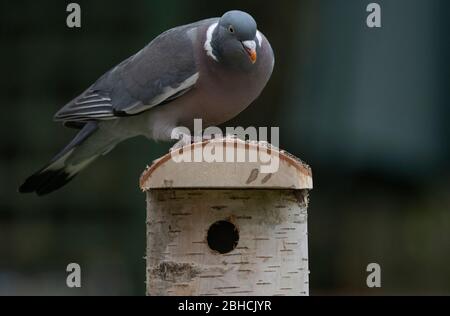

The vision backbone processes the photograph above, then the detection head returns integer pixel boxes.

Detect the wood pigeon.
[19,10,275,195]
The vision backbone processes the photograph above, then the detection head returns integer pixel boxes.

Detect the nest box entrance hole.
[207,220,239,254]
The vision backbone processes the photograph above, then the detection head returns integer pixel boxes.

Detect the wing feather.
[53,18,215,124]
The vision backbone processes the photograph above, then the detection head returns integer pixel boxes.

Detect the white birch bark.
[141,138,312,296]
[146,189,309,296]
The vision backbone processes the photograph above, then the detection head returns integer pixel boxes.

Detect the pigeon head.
[210,10,259,69]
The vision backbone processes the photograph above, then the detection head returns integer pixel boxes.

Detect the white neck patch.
[256,31,263,47]
[204,22,219,62]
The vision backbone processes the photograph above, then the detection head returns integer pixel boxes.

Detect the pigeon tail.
[19,122,99,196]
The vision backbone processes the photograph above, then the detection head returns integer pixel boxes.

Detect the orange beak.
[247,49,257,64]
[242,40,257,64]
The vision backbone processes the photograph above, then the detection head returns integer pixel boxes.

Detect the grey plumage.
[19,10,274,195]
[54,21,202,122]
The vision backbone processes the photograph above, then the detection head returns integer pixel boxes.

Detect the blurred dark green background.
[1,0,449,295]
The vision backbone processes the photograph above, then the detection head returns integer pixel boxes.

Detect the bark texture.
[146,189,309,296]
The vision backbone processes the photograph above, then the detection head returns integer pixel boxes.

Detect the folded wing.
[54,23,202,124]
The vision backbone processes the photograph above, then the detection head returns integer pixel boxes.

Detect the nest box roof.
[140,137,313,191]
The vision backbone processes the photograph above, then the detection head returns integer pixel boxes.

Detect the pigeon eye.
[228,25,235,33]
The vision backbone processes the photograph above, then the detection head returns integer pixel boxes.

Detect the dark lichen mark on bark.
[149,262,201,282]
[211,205,227,210]
[246,168,259,184]
[261,173,273,184]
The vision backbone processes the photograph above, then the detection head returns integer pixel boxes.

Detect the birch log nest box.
[140,137,313,296]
